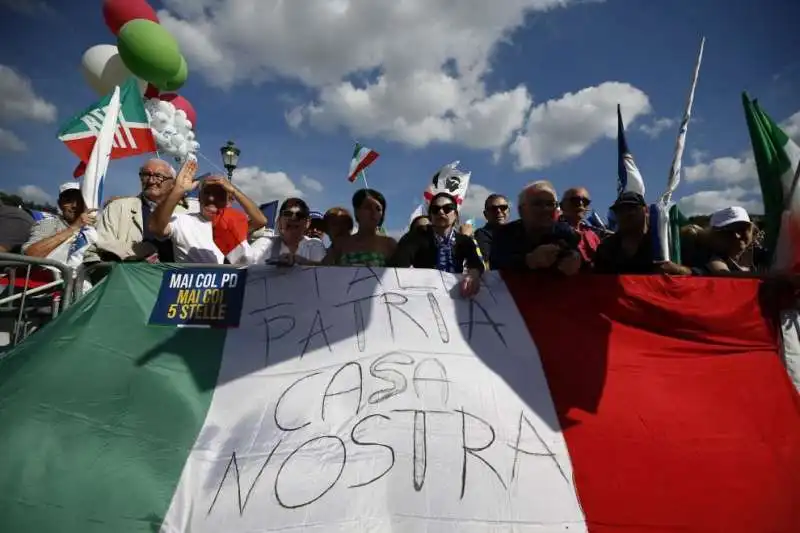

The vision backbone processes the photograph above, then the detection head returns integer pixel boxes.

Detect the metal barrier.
[0,252,75,348]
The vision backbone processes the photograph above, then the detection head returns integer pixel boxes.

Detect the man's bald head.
[560,186,592,226]
[139,159,177,203]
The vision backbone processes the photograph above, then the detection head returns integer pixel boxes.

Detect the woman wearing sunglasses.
[324,189,397,267]
[251,198,326,265]
[390,192,483,298]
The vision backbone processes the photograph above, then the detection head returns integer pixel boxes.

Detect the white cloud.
[232,166,304,204]
[683,153,757,186]
[0,128,26,152]
[0,65,57,123]
[160,0,656,163]
[780,110,800,141]
[678,187,763,216]
[300,175,324,193]
[16,185,53,205]
[639,116,675,139]
[459,183,496,222]
[510,82,651,170]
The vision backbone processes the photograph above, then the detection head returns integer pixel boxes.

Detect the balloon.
[117,20,182,87]
[158,93,197,127]
[143,97,199,160]
[158,55,188,92]
[102,0,159,36]
[81,44,146,95]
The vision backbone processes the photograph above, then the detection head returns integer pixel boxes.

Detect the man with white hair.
[91,158,189,263]
[489,180,582,275]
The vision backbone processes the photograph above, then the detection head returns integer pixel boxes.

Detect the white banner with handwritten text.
[161,267,587,532]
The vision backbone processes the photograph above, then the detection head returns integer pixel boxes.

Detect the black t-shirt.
[0,205,34,254]
[593,233,656,274]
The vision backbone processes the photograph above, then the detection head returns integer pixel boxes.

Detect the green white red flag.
[0,266,798,532]
[347,143,379,182]
[57,77,156,177]
[743,93,800,272]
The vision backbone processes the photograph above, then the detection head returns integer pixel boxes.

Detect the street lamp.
[220,140,240,180]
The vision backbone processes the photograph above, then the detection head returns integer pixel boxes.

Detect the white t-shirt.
[250,235,326,264]
[166,213,225,264]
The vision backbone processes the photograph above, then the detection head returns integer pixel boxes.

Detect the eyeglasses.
[139,171,173,182]
[281,209,308,220]
[488,204,509,212]
[430,203,456,215]
[528,200,557,209]
[567,196,591,207]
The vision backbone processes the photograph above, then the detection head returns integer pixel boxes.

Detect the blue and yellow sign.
[149,268,247,328]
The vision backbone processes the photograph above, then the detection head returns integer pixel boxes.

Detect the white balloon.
[145,96,199,159]
[81,44,146,96]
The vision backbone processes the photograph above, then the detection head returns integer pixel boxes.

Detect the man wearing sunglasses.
[474,193,510,261]
[91,158,189,264]
[489,181,581,275]
[251,198,326,266]
[559,187,602,268]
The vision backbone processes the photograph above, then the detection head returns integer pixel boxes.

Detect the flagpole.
[360,169,370,190]
[661,36,705,205]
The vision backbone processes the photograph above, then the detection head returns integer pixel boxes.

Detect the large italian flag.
[0,265,798,533]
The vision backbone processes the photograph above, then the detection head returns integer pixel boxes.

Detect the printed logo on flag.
[149,268,248,328]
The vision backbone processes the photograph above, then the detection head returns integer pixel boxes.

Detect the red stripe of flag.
[503,273,800,533]
[348,149,379,182]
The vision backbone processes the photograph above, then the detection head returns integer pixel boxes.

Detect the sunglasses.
[567,196,591,207]
[488,204,509,212]
[430,203,456,215]
[281,209,308,220]
[139,171,173,182]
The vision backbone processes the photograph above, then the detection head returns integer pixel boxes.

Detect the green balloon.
[117,19,182,87]
[158,55,188,91]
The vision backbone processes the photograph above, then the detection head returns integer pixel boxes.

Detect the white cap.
[710,206,751,228]
[58,182,81,194]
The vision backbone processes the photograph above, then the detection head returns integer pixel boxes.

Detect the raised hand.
[175,159,199,193]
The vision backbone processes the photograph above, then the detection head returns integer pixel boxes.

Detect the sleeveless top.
[339,250,388,267]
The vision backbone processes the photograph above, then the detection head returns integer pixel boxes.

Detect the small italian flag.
[347,143,379,182]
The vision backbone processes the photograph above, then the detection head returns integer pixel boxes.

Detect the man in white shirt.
[251,198,326,265]
[147,160,267,264]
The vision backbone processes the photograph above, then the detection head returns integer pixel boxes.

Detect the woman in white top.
[251,198,326,265]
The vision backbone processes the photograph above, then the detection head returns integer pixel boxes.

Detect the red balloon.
[102,0,159,36]
[143,83,160,99]
[159,93,197,128]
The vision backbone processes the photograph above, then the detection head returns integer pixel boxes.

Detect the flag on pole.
[661,37,705,204]
[0,266,799,532]
[743,93,800,271]
[347,143,379,182]
[617,104,645,197]
[58,78,156,177]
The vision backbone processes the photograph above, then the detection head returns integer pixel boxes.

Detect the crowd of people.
[0,157,781,300]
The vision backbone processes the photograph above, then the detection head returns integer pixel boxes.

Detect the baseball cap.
[710,206,751,228]
[58,182,81,195]
[611,191,646,209]
[309,211,324,220]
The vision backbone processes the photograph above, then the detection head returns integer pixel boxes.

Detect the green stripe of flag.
[0,264,227,532]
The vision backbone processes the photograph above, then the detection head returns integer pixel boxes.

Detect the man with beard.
[22,182,95,263]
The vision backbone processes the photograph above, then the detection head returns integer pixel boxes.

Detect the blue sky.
[1,0,798,233]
